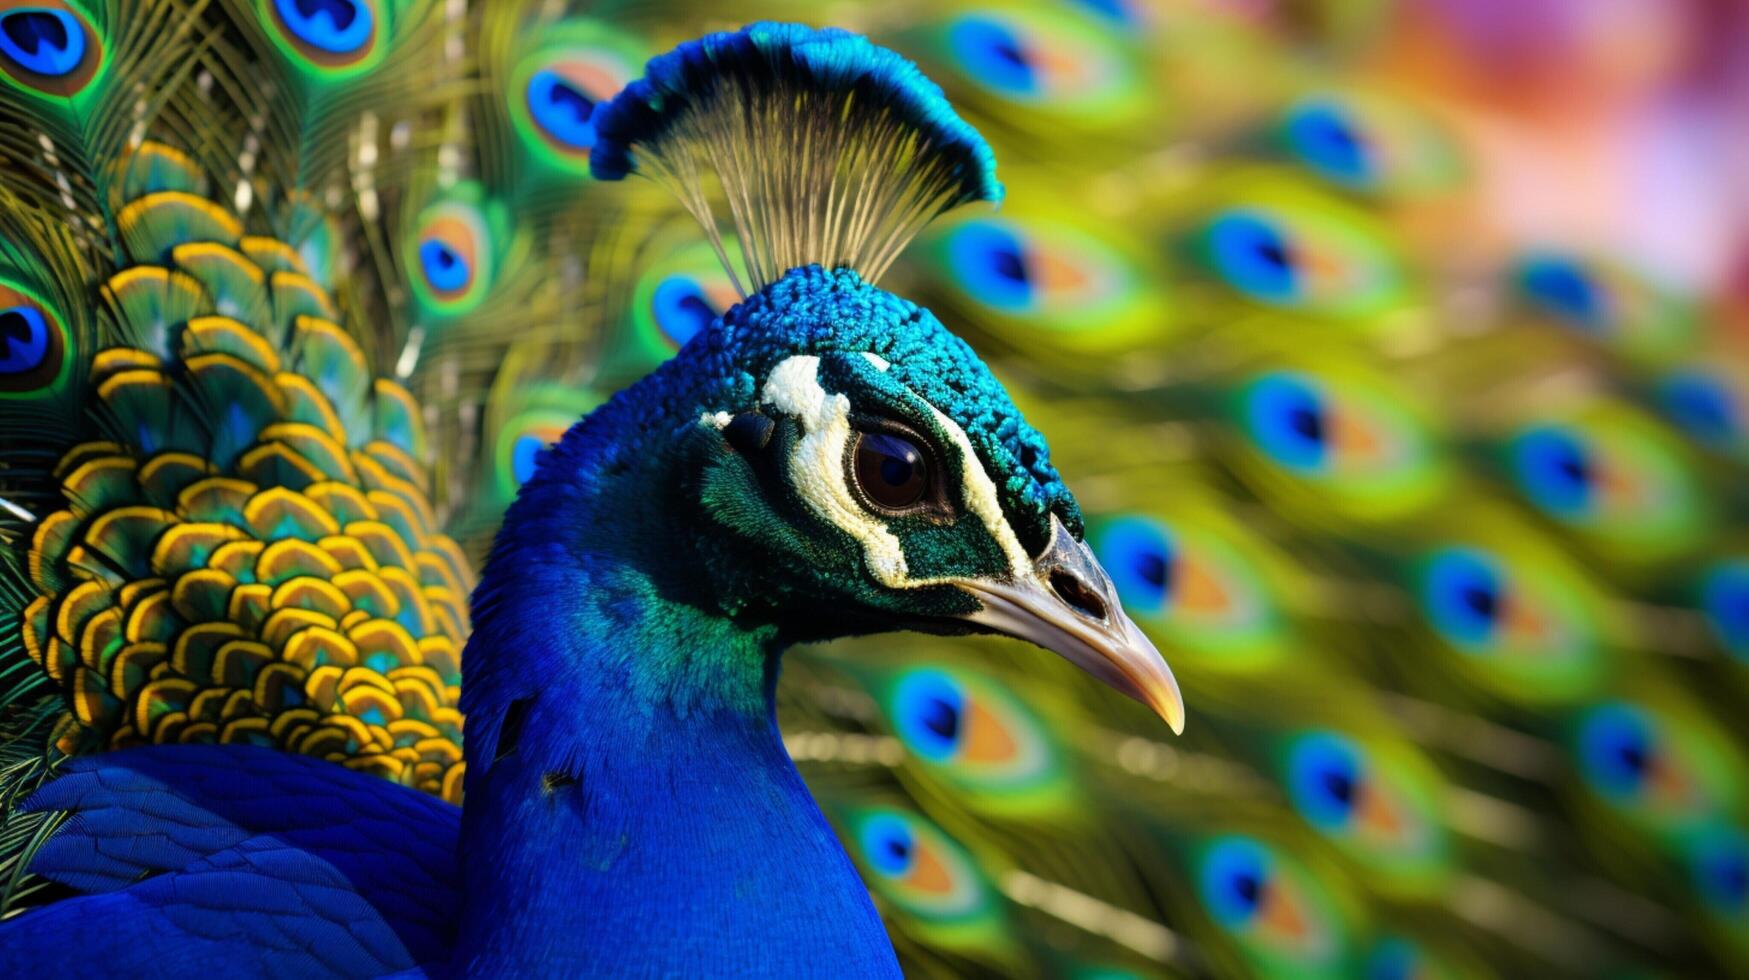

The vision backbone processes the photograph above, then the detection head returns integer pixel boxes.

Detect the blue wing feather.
[0,745,461,977]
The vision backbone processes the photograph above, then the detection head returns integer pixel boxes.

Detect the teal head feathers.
[468,22,1183,750]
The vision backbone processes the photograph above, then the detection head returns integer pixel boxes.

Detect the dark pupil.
[5,11,68,55]
[921,697,960,742]
[1232,872,1261,909]
[296,0,358,31]
[855,431,929,510]
[1256,237,1292,269]
[548,79,594,121]
[1321,769,1355,806]
[0,310,30,349]
[1461,584,1497,621]
[1616,742,1647,775]
[1288,403,1324,443]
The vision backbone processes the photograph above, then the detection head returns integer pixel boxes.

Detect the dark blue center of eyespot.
[1098,517,1177,612]
[948,222,1035,312]
[1232,871,1260,908]
[1202,838,1272,927]
[651,275,718,347]
[948,16,1038,95]
[1286,102,1373,186]
[1577,703,1655,800]
[418,239,469,292]
[861,815,918,876]
[1702,563,1749,657]
[274,0,372,55]
[1424,548,1505,648]
[1513,426,1595,516]
[1659,372,1737,447]
[0,306,49,373]
[1288,733,1364,829]
[1209,211,1300,303]
[1521,257,1605,329]
[527,69,598,150]
[0,9,83,77]
[1133,550,1168,591]
[991,246,1028,285]
[921,697,959,742]
[895,671,967,761]
[1321,769,1354,805]
[1247,374,1329,471]
[1692,831,1749,910]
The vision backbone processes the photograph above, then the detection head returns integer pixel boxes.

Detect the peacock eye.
[850,429,932,514]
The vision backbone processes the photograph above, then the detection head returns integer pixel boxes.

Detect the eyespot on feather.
[0,0,103,98]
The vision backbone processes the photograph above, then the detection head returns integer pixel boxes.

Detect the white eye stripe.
[925,403,1033,582]
[759,354,1032,588]
[763,355,910,587]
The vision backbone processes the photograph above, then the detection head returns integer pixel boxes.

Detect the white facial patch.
[762,355,911,587]
[760,353,1034,589]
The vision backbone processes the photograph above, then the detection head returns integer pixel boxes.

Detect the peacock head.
[559,22,1182,731]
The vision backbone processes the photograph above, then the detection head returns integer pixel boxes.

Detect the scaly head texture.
[590,22,1002,294]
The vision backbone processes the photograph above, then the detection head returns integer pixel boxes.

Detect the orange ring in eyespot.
[416,216,480,302]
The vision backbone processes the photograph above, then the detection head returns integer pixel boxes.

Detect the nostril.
[1050,569,1107,621]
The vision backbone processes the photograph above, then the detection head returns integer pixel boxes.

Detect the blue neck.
[452,400,898,976]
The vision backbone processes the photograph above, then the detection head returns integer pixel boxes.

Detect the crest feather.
[590,22,1001,295]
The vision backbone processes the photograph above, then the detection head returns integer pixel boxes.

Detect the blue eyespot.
[1200,837,1271,928]
[1702,561,1749,658]
[272,0,372,55]
[1245,373,1328,471]
[1096,516,1174,613]
[1287,732,1364,830]
[0,306,49,374]
[1511,426,1594,516]
[1520,257,1604,329]
[947,16,1037,96]
[0,8,84,76]
[527,69,598,150]
[946,222,1033,312]
[1285,101,1373,187]
[860,813,916,877]
[1208,211,1298,303]
[1423,548,1502,647]
[1690,826,1749,913]
[651,276,718,347]
[418,239,470,293]
[1365,937,1424,980]
[894,670,964,762]
[1659,372,1737,448]
[1576,702,1655,801]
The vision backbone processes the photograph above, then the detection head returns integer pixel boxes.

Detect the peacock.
[0,1,1746,978]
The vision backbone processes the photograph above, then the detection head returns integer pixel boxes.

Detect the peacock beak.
[953,516,1186,734]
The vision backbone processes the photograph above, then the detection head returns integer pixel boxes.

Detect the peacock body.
[0,1,1745,978]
